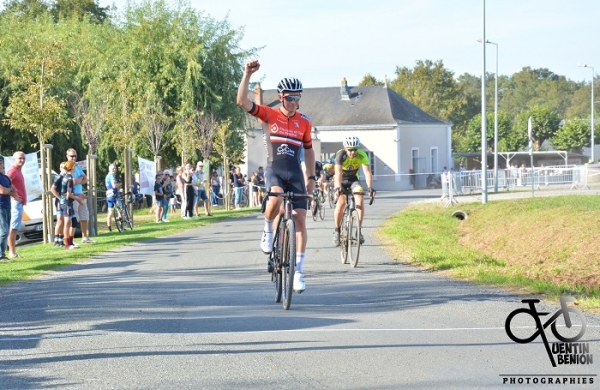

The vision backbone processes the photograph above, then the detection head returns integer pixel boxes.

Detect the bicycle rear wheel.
[113,210,124,233]
[282,219,296,310]
[349,210,361,267]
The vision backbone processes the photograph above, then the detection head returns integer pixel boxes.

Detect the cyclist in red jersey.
[237,60,316,293]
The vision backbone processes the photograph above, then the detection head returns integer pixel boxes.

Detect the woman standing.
[232,166,245,210]
[182,164,195,218]
[211,171,220,206]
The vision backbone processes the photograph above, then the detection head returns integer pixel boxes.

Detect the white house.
[242,78,452,190]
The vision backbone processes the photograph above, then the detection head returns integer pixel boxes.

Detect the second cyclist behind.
[332,136,375,246]
[236,59,316,294]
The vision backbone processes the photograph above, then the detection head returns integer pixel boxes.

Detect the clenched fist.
[245,60,260,75]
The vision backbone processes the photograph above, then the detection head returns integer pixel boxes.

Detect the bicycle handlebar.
[333,190,375,206]
[260,190,314,213]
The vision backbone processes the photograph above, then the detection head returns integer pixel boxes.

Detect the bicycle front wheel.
[122,206,133,230]
[340,212,349,264]
[282,219,296,310]
[318,199,325,220]
[328,190,334,208]
[349,210,361,268]
[272,230,282,303]
[311,199,318,221]
[113,210,124,233]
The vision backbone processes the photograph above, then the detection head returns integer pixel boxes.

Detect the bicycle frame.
[261,190,312,310]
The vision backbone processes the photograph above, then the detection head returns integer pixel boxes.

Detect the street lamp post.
[478,38,498,193]
[480,0,487,204]
[578,64,595,162]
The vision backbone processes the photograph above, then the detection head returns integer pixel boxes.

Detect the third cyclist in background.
[333,136,375,246]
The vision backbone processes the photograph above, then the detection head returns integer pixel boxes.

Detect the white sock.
[264,218,274,233]
[295,252,305,272]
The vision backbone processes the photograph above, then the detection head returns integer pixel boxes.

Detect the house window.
[365,151,375,178]
[430,147,438,173]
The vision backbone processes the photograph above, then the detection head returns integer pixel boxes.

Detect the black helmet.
[277,77,303,93]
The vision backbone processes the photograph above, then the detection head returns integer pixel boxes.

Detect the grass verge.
[377,195,600,313]
[0,207,258,286]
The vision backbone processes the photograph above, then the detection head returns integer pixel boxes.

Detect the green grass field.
[377,195,600,313]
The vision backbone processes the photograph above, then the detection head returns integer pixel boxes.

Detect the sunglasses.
[69,155,77,158]
[283,95,301,102]
[346,148,358,152]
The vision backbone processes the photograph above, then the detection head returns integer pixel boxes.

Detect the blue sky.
[100,0,600,90]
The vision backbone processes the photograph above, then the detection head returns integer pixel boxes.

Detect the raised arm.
[236,60,261,112]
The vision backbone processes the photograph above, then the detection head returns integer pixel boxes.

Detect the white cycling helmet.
[343,136,361,148]
[277,77,303,93]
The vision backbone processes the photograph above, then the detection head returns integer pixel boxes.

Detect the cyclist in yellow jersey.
[333,136,375,246]
[320,158,334,196]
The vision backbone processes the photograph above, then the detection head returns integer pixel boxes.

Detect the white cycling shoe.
[293,271,306,294]
[260,231,274,254]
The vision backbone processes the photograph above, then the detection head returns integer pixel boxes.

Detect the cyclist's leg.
[350,180,365,226]
[333,182,349,229]
[262,167,284,254]
[287,171,308,292]
[106,197,116,230]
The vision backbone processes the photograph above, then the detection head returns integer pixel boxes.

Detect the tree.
[140,88,173,159]
[2,15,72,149]
[500,67,578,121]
[358,73,384,86]
[51,0,109,23]
[458,111,514,153]
[514,106,561,151]
[551,119,597,153]
[389,59,466,124]
[1,0,49,18]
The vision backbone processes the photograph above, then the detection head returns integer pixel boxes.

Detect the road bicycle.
[310,188,325,221]
[326,180,335,208]
[113,191,134,233]
[505,297,587,367]
[336,189,374,268]
[261,190,313,310]
[225,184,249,208]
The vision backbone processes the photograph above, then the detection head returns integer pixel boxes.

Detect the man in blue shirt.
[66,148,95,244]
[105,163,120,232]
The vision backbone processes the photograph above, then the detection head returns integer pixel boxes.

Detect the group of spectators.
[151,161,212,223]
[0,148,96,260]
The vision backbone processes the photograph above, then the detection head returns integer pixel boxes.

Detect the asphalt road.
[1,190,598,389]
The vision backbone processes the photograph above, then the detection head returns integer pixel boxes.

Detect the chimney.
[341,77,350,100]
[253,82,263,105]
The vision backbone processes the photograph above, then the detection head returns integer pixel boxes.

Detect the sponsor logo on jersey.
[271,123,279,133]
[277,144,295,157]
[293,121,299,128]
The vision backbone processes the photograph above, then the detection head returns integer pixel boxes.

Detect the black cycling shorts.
[341,177,364,193]
[265,162,307,210]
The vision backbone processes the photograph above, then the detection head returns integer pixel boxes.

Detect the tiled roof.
[258,85,447,127]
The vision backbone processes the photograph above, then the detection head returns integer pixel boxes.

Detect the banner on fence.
[137,156,156,196]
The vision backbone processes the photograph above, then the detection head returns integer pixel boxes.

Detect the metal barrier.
[457,165,588,194]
